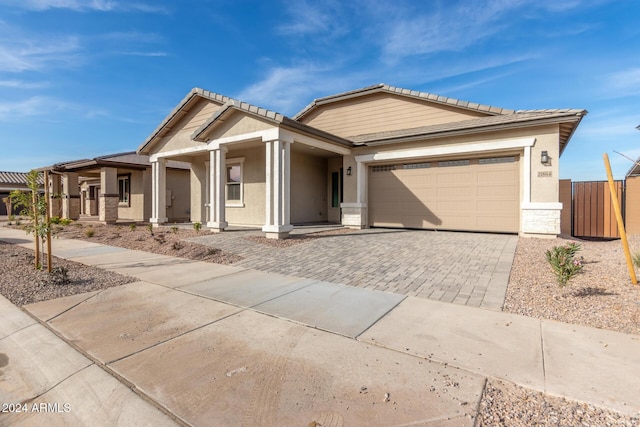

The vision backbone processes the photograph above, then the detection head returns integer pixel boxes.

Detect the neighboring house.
[0,171,44,216]
[625,158,640,234]
[137,84,586,238]
[40,152,190,223]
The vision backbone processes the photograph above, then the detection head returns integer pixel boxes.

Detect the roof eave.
[361,114,586,147]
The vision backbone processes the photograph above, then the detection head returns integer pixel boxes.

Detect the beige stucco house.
[137,84,586,238]
[42,152,190,223]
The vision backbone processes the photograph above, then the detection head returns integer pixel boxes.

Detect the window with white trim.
[118,175,130,206]
[226,158,244,206]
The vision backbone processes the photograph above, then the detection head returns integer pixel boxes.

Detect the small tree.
[9,170,50,270]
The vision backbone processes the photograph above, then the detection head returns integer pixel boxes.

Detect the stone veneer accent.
[521,202,562,235]
[99,194,119,223]
[340,203,367,229]
[62,196,80,220]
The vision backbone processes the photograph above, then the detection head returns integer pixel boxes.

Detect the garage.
[368,155,520,233]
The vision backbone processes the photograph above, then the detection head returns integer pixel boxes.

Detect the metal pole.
[44,170,52,273]
[603,153,637,285]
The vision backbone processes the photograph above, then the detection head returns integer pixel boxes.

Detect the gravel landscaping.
[1,221,639,425]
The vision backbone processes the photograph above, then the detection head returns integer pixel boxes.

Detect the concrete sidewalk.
[1,226,639,425]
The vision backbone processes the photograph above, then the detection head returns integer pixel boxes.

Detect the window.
[118,176,130,206]
[479,156,516,165]
[331,172,340,208]
[438,159,470,167]
[226,160,243,206]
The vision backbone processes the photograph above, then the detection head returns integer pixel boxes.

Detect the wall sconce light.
[346,166,352,176]
[541,151,550,165]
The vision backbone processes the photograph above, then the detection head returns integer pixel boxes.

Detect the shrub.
[193,222,202,232]
[171,226,179,234]
[129,224,136,231]
[84,227,95,238]
[545,242,584,287]
[147,223,154,235]
[633,252,640,269]
[48,266,70,285]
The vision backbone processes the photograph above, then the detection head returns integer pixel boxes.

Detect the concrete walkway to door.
[188,228,518,310]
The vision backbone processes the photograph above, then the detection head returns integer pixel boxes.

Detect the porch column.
[207,148,228,232]
[340,159,368,229]
[150,158,167,226]
[262,139,293,239]
[48,173,62,218]
[61,172,80,220]
[99,167,118,224]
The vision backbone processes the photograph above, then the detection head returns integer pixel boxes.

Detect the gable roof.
[293,83,515,121]
[191,99,352,148]
[137,88,232,154]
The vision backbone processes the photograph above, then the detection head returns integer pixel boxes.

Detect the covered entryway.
[368,155,520,233]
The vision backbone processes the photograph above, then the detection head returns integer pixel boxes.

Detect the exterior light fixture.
[346,166,352,176]
[541,151,549,165]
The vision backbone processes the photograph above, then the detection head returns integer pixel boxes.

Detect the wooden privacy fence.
[572,180,624,238]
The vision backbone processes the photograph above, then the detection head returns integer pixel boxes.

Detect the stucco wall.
[190,159,207,223]
[290,150,328,224]
[225,146,265,226]
[118,170,144,221]
[166,169,191,221]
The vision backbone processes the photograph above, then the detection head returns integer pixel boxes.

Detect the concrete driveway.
[189,228,518,310]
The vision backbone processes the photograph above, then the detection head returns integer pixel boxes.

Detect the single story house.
[137,84,586,239]
[0,171,44,216]
[41,152,190,223]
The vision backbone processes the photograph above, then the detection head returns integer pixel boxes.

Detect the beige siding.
[559,179,572,235]
[213,114,273,140]
[152,99,224,154]
[118,170,145,221]
[290,151,328,224]
[300,93,488,139]
[369,156,520,233]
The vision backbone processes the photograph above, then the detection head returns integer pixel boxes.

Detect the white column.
[207,148,228,231]
[150,158,167,225]
[262,139,293,239]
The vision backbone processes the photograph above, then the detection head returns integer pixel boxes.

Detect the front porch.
[142,97,352,239]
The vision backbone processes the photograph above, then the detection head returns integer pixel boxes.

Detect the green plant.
[8,214,15,221]
[633,252,640,269]
[84,227,95,238]
[193,222,202,232]
[171,226,179,234]
[147,223,154,235]
[545,242,584,287]
[129,224,136,231]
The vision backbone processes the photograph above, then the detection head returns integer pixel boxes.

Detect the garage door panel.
[369,156,520,233]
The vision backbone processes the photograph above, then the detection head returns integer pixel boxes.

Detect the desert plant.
[171,241,183,250]
[171,226,179,234]
[545,242,584,287]
[147,223,154,235]
[193,222,202,232]
[48,266,70,285]
[129,224,136,231]
[84,227,95,238]
[633,252,640,269]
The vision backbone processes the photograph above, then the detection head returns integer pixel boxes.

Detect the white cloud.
[0,96,109,121]
[0,79,49,89]
[607,68,640,97]
[277,0,347,37]
[2,0,167,13]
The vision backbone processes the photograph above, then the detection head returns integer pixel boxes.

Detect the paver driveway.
[189,228,517,310]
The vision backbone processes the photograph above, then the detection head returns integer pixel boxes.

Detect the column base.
[262,224,294,239]
[150,217,168,227]
[207,221,228,232]
[340,203,368,229]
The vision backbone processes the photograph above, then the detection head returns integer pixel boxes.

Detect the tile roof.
[293,83,515,120]
[0,171,44,186]
[138,88,233,154]
[45,151,189,172]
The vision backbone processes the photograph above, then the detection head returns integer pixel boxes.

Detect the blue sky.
[0,0,638,180]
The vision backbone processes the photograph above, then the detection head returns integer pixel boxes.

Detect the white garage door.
[368,155,520,233]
